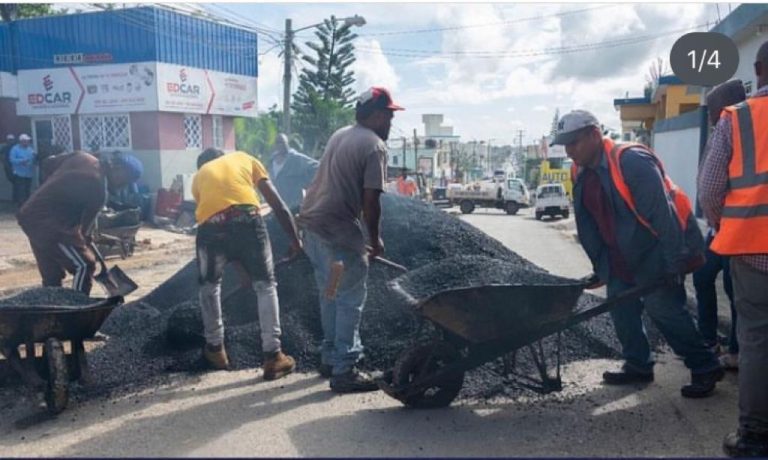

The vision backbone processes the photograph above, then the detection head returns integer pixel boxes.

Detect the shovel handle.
[89,242,109,274]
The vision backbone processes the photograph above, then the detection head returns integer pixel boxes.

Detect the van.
[534,183,569,220]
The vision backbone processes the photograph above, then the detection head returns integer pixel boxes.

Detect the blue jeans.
[608,277,720,374]
[302,230,369,375]
[693,237,738,354]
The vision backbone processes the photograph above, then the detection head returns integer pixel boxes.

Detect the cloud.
[351,38,400,93]
[256,52,283,111]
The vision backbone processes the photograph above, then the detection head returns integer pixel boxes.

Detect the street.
[0,207,739,457]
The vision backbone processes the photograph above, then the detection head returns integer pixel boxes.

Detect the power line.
[358,5,617,37]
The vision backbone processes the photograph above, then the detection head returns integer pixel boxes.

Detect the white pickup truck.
[534,183,570,220]
[447,178,530,215]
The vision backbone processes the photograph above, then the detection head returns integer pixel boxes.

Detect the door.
[32,119,54,155]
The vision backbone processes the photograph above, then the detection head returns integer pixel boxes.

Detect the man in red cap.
[298,86,403,393]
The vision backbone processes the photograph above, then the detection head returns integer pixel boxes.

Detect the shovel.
[90,242,138,297]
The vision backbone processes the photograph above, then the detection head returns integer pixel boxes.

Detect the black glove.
[580,273,604,289]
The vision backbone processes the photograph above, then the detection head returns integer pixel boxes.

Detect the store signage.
[53,53,114,65]
[17,62,256,117]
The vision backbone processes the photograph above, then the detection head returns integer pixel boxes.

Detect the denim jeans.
[608,277,720,374]
[302,230,369,375]
[693,235,738,353]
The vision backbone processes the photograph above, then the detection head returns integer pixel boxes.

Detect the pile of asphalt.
[3,195,666,405]
[0,287,94,308]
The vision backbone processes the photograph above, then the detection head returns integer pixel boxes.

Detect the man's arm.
[79,179,107,242]
[622,151,685,274]
[362,188,383,257]
[257,178,302,255]
[698,116,732,230]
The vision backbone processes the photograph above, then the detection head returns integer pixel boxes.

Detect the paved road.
[1,207,738,457]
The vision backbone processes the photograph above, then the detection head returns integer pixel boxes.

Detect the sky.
[183,2,725,146]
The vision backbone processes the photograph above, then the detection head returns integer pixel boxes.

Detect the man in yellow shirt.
[192,148,302,380]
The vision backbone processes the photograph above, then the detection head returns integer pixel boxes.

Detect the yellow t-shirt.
[192,151,270,223]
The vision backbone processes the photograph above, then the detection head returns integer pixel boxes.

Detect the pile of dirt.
[0,287,94,307]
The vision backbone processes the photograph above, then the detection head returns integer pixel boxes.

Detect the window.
[744,81,753,97]
[80,114,131,151]
[52,116,73,151]
[212,116,224,149]
[392,155,399,165]
[184,114,202,150]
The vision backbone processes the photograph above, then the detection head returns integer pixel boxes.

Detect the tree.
[0,4,54,21]
[291,16,358,157]
[644,57,669,98]
[234,105,281,162]
[549,108,560,139]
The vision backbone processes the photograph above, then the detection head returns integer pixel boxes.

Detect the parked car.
[534,183,569,220]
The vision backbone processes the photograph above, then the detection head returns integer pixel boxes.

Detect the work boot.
[263,350,296,381]
[723,430,768,457]
[203,343,230,370]
[330,367,379,393]
[680,367,725,398]
[602,366,654,385]
[318,363,333,379]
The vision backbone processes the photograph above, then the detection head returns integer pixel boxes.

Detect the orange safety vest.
[571,138,695,236]
[710,98,768,255]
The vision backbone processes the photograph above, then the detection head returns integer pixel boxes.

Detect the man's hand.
[367,237,384,259]
[580,273,605,290]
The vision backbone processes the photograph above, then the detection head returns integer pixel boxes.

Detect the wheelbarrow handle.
[574,279,667,325]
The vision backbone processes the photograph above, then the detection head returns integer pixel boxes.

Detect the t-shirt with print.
[298,124,387,254]
[192,151,269,224]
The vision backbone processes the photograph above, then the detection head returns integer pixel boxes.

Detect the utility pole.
[401,136,407,169]
[282,19,293,136]
[412,128,419,173]
[516,129,525,183]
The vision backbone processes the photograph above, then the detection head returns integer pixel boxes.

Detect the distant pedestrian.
[1,134,16,185]
[267,133,319,210]
[192,148,301,379]
[553,109,723,399]
[699,40,768,458]
[694,79,747,371]
[298,86,403,393]
[9,134,35,207]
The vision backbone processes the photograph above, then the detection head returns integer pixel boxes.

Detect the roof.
[4,6,258,76]
[613,96,651,107]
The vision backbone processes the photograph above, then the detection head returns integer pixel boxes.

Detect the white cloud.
[351,38,400,93]
[533,105,548,112]
[256,52,283,111]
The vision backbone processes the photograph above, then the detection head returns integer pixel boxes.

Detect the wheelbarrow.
[0,296,123,414]
[95,224,141,259]
[378,278,663,408]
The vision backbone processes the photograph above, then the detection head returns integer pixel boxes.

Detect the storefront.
[0,6,258,197]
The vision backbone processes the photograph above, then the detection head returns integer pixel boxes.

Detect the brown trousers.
[29,238,96,295]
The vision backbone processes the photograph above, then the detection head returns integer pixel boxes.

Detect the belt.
[205,205,260,224]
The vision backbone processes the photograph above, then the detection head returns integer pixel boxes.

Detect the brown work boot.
[263,350,296,381]
[203,343,230,370]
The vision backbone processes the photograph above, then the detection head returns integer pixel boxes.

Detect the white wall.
[733,32,766,95]
[652,127,701,206]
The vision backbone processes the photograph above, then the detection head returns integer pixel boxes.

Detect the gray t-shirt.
[298,124,387,253]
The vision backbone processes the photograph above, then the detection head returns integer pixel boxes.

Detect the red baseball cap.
[356,86,404,111]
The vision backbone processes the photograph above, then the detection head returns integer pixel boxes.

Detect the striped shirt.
[698,84,768,273]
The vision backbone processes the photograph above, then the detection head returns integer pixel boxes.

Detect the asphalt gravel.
[0,287,94,307]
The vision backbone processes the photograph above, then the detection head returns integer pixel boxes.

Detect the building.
[612,3,768,207]
[0,6,258,199]
[388,114,460,181]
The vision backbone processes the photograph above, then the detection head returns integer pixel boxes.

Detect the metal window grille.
[52,116,73,151]
[212,116,224,149]
[184,114,202,149]
[80,114,131,151]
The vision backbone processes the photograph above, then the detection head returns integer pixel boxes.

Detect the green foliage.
[234,105,281,162]
[292,16,358,157]
[1,4,54,21]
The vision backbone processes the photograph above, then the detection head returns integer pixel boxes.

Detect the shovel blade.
[95,265,138,297]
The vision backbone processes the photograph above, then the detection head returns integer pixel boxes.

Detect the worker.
[552,110,723,399]
[1,134,15,187]
[298,86,403,393]
[106,151,144,209]
[16,151,142,295]
[9,134,35,207]
[267,133,319,210]
[192,148,301,380]
[694,80,746,372]
[396,169,418,197]
[699,40,768,458]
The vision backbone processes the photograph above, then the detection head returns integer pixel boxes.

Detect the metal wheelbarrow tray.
[0,296,123,414]
[379,280,660,409]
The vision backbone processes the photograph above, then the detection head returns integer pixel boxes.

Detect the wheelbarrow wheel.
[43,338,69,415]
[392,342,464,408]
